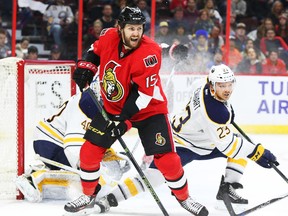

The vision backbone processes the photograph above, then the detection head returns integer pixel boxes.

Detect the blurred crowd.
[0,0,288,75]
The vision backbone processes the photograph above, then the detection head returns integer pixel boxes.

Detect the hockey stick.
[35,154,81,175]
[232,122,288,184]
[86,88,169,216]
[236,192,288,216]
[222,122,288,216]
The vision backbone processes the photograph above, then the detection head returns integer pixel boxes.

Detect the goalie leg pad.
[15,174,42,202]
[102,148,131,181]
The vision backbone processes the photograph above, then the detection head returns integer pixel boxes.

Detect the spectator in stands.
[224,13,237,36]
[111,0,127,19]
[193,9,215,34]
[49,44,65,60]
[43,0,74,46]
[241,39,266,63]
[247,17,274,47]
[190,29,212,73]
[99,4,117,29]
[0,28,11,59]
[155,21,174,46]
[208,25,224,54]
[172,24,191,46]
[16,37,30,59]
[169,0,187,12]
[184,0,199,31]
[169,7,190,33]
[268,0,285,25]
[234,23,249,52]
[221,36,243,71]
[236,47,262,74]
[0,20,11,48]
[247,0,270,22]
[62,10,88,61]
[137,0,151,32]
[231,0,247,21]
[83,19,103,52]
[204,0,223,26]
[262,49,287,74]
[260,28,288,57]
[207,49,224,69]
[26,45,39,60]
[275,13,288,44]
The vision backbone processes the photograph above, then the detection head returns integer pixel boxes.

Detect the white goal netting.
[0,57,75,199]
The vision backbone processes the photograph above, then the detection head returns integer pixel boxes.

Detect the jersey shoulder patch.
[203,86,230,124]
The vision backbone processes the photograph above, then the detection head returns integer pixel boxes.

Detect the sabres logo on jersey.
[101,61,124,102]
[155,133,166,146]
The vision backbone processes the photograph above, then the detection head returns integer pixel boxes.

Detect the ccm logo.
[143,55,158,67]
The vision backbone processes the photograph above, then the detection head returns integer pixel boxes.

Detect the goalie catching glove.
[248,144,279,168]
[73,60,98,92]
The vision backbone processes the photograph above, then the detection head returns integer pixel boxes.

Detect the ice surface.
[1,134,288,216]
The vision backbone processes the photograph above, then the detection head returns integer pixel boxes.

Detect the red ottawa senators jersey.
[92,28,168,121]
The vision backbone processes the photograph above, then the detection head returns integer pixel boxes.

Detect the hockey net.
[0,57,76,199]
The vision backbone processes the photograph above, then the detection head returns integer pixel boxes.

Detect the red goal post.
[0,57,76,199]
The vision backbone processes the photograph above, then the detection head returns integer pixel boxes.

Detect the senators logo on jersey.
[155,133,166,146]
[101,61,124,102]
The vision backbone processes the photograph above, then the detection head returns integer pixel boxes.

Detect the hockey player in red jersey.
[64,6,208,216]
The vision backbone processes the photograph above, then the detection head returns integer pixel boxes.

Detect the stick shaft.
[232,122,288,183]
[35,154,81,175]
[236,193,288,216]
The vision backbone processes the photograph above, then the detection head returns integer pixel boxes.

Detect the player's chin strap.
[86,87,169,216]
[222,122,288,216]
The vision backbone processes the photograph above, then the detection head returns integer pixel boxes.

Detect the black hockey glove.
[248,144,279,168]
[110,120,132,138]
[73,60,98,92]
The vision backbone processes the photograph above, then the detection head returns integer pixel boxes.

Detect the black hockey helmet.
[118,6,146,28]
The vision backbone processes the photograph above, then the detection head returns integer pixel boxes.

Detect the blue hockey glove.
[248,144,279,168]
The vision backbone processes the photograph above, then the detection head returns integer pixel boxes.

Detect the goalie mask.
[208,64,235,100]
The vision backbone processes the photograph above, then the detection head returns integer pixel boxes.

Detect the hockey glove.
[248,144,279,168]
[110,120,132,138]
[73,60,98,92]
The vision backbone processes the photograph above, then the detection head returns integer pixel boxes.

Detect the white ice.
[1,134,288,216]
